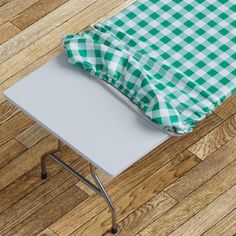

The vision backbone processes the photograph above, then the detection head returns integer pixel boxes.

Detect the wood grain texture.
[0,0,11,7]
[16,123,49,148]
[0,111,34,146]
[11,0,69,30]
[0,145,81,214]
[0,21,20,44]
[138,148,236,236]
[169,185,236,236]
[0,148,89,235]
[215,93,236,120]
[37,228,58,236]
[0,0,131,84]
[75,168,111,196]
[0,101,19,124]
[188,114,236,160]
[0,0,38,25]
[0,135,57,190]
[165,137,236,201]
[4,185,88,236]
[52,151,200,236]
[0,138,26,169]
[92,0,135,25]
[203,209,236,236]
[103,192,177,236]
[0,46,63,105]
[0,0,96,64]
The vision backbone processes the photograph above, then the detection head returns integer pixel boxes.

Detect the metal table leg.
[90,164,117,234]
[40,140,118,234]
[41,140,63,179]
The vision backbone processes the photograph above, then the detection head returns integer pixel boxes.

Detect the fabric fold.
[63,29,207,134]
[62,0,236,135]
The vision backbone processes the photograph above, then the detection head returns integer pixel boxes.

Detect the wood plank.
[0,0,97,64]
[166,137,236,201]
[92,0,135,25]
[0,149,89,235]
[49,114,221,236]
[51,151,200,236]
[0,145,81,214]
[16,123,49,148]
[188,114,236,160]
[75,168,111,196]
[0,46,63,105]
[138,148,236,236]
[169,185,236,236]
[11,0,69,30]
[0,101,19,125]
[0,111,34,146]
[215,93,236,120]
[0,138,26,169]
[0,0,11,7]
[0,135,57,190]
[0,0,38,25]
[0,0,132,84]
[0,21,20,44]
[203,209,236,236]
[103,192,177,236]
[37,228,58,236]
[4,185,88,236]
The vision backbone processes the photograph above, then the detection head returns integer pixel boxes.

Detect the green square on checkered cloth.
[62,0,236,135]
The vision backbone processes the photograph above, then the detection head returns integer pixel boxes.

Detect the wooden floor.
[0,0,236,235]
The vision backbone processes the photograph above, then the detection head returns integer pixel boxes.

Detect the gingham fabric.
[62,0,236,135]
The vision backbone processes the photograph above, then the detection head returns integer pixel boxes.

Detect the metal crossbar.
[40,140,117,234]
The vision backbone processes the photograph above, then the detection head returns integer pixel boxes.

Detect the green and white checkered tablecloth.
[62,0,236,135]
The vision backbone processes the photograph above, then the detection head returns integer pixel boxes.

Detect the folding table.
[4,53,170,233]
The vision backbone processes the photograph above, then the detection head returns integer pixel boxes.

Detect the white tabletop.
[4,53,170,177]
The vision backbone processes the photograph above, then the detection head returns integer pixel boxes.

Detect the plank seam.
[136,159,236,236]
[0,157,89,234]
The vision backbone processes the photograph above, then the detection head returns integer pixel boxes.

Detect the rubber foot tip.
[111,228,117,234]
[41,173,48,179]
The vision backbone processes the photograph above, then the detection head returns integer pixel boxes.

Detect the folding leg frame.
[40,140,118,234]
